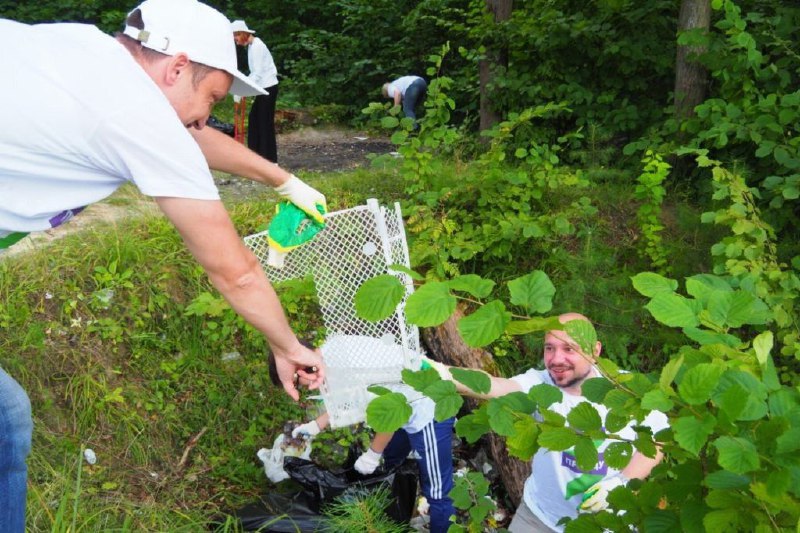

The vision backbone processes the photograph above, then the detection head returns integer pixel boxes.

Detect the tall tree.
[479,0,512,133]
[674,0,711,121]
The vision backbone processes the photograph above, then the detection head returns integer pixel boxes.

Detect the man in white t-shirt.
[425,313,669,532]
[232,19,280,163]
[0,1,326,529]
[382,75,428,128]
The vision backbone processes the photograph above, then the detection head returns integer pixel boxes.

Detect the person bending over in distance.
[382,75,427,128]
[424,313,668,533]
[0,1,326,530]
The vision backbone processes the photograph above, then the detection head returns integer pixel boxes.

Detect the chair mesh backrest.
[244,199,420,427]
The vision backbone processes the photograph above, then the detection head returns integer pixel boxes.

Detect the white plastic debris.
[416,496,430,515]
[83,448,97,465]
[257,434,312,483]
[221,351,241,362]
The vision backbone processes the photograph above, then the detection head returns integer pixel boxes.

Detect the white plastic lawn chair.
[244,199,422,428]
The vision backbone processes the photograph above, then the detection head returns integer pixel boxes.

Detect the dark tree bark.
[674,0,711,122]
[479,0,513,135]
[421,303,531,507]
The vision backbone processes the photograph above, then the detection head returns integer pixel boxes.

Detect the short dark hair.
[116,9,217,89]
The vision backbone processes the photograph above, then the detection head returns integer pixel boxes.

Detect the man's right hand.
[272,342,325,401]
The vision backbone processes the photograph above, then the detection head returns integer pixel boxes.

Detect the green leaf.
[753,331,773,366]
[457,300,510,347]
[506,417,540,460]
[529,383,563,409]
[659,354,683,390]
[401,367,440,393]
[702,510,739,532]
[405,282,456,327]
[682,327,741,347]
[643,511,680,533]
[712,371,767,421]
[390,130,408,144]
[367,385,392,396]
[641,389,675,411]
[507,271,556,314]
[451,368,491,394]
[563,319,598,357]
[604,442,633,469]
[387,263,423,281]
[355,274,405,321]
[631,272,678,297]
[646,293,700,328]
[487,393,537,436]
[455,409,490,443]
[713,436,760,474]
[685,274,732,304]
[581,377,614,403]
[678,363,724,405]
[505,316,562,335]
[380,116,399,128]
[605,410,631,433]
[446,274,495,298]
[366,392,412,433]
[704,470,750,489]
[574,436,600,471]
[673,414,717,456]
[567,402,603,432]
[422,380,463,421]
[538,426,578,451]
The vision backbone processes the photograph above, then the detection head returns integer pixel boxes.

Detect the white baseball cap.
[230,20,255,34]
[122,0,264,96]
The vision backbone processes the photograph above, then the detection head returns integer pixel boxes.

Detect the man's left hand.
[580,473,627,512]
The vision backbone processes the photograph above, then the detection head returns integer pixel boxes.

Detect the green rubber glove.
[266,202,326,267]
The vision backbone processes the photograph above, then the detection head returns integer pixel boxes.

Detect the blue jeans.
[0,366,32,532]
[383,417,455,533]
[402,78,428,123]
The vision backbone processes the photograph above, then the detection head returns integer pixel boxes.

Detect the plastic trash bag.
[220,459,419,532]
[258,434,313,484]
[207,115,235,137]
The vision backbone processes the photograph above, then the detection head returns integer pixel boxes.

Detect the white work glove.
[420,355,452,381]
[233,94,242,104]
[354,448,383,475]
[291,420,321,439]
[580,473,628,512]
[274,175,327,224]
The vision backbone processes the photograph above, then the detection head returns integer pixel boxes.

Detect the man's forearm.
[621,449,663,480]
[425,358,521,399]
[190,126,291,186]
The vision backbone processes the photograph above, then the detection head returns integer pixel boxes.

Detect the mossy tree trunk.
[421,303,531,507]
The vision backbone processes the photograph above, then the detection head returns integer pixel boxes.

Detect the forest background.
[1,0,799,531]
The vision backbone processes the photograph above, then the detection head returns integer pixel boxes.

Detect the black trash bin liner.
[207,115,235,137]
[219,458,418,532]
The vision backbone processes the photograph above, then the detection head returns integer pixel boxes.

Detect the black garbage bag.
[218,458,418,532]
[285,456,418,522]
[207,115,235,137]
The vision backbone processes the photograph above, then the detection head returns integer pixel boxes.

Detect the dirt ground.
[6,127,394,256]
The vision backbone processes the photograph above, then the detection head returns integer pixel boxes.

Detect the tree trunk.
[479,0,513,135]
[421,303,531,507]
[674,0,711,121]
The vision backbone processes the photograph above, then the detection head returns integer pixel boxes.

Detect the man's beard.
[548,365,593,390]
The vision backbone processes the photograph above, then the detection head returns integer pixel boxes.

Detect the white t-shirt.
[511,367,669,532]
[0,20,219,247]
[248,37,278,89]
[386,76,422,99]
